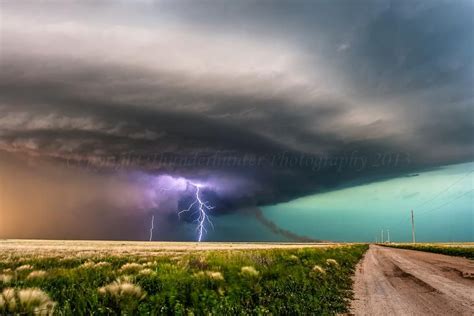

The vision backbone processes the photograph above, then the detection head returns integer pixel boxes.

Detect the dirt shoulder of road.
[351,244,474,316]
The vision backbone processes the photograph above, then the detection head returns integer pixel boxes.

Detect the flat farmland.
[0,240,367,315]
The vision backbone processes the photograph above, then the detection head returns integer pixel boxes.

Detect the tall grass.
[0,244,368,315]
[383,243,473,259]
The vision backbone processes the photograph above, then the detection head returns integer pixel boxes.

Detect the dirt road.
[351,245,474,315]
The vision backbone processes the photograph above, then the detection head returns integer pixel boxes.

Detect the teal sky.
[261,162,473,242]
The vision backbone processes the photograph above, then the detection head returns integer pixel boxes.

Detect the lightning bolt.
[149,215,154,241]
[178,181,215,242]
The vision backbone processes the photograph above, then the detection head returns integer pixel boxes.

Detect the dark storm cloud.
[347,1,474,96]
[0,0,473,239]
[156,1,473,91]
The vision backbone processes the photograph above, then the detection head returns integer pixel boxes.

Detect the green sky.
[262,162,473,242]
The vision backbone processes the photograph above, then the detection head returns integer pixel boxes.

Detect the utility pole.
[411,210,416,244]
[387,229,390,243]
[381,229,384,243]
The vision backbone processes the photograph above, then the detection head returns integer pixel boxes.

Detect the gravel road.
[351,245,474,315]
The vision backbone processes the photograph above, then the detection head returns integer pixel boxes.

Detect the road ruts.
[351,245,474,315]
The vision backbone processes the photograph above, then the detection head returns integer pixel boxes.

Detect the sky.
[0,0,473,241]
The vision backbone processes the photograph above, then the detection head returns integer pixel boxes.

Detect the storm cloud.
[0,0,472,240]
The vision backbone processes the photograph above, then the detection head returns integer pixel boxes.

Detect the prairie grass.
[0,274,13,284]
[16,264,34,271]
[326,258,339,266]
[27,270,48,280]
[240,265,259,277]
[0,287,56,315]
[0,243,368,315]
[194,270,224,281]
[98,279,146,314]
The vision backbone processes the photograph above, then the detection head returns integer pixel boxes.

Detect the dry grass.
[0,287,56,315]
[312,265,326,274]
[119,262,143,273]
[27,270,47,280]
[0,274,12,284]
[0,240,341,260]
[98,279,146,300]
[16,264,33,271]
[98,279,146,312]
[326,258,339,266]
[240,266,259,277]
[194,271,224,281]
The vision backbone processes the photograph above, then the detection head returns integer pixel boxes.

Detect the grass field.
[382,243,474,259]
[0,240,368,315]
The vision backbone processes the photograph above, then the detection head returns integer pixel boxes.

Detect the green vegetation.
[0,244,367,315]
[383,243,474,259]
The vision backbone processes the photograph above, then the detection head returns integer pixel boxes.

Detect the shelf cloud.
[1,0,472,239]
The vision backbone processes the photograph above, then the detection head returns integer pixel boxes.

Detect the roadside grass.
[0,244,368,315]
[383,243,474,259]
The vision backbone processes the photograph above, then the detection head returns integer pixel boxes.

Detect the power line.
[413,169,474,209]
[375,168,473,242]
[394,188,474,231]
[416,189,474,217]
[394,168,474,228]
